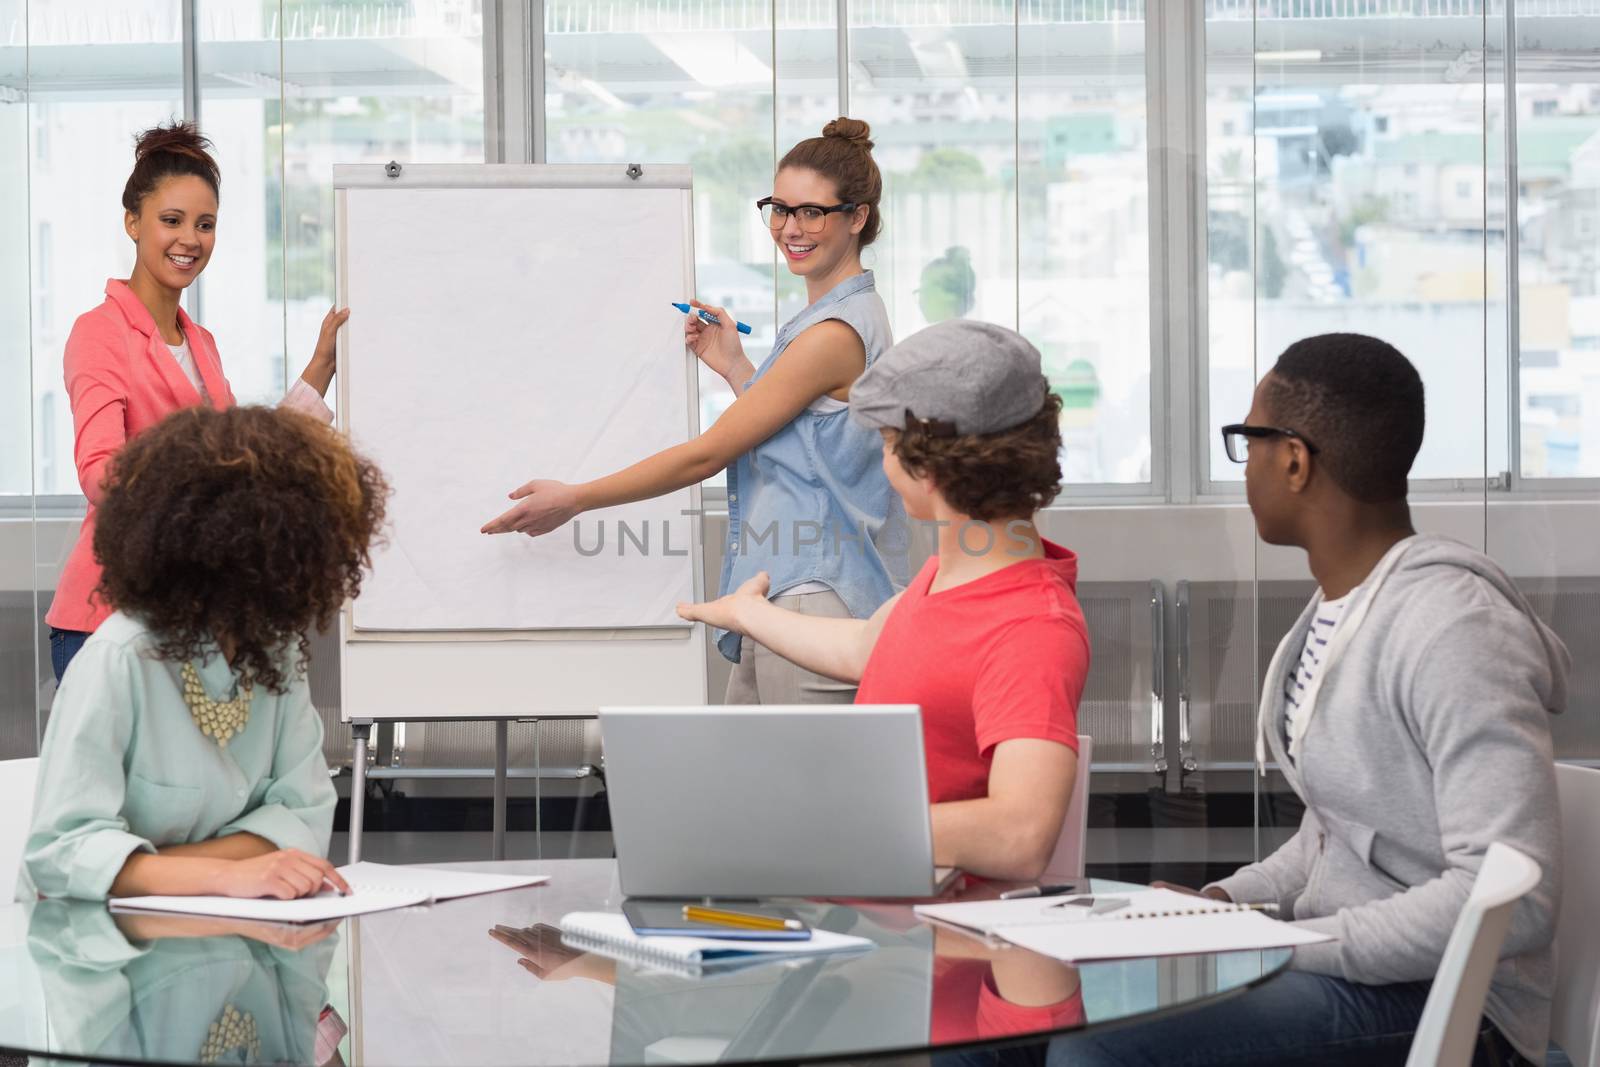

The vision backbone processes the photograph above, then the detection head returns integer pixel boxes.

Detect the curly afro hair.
[93,405,389,693]
[892,389,1064,521]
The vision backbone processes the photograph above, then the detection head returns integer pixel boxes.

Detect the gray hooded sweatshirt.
[1209,534,1566,1063]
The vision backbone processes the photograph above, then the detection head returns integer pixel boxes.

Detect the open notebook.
[999,911,1332,963]
[916,888,1239,937]
[109,862,549,923]
[915,888,1332,962]
[560,911,874,974]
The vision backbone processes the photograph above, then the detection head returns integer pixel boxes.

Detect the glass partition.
[1491,4,1600,772]
[0,0,37,757]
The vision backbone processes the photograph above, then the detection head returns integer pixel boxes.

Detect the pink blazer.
[47,279,329,633]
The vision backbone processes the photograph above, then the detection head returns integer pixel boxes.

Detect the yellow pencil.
[681,905,805,932]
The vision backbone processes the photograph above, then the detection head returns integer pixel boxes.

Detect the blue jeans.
[1046,971,1529,1067]
[49,627,90,685]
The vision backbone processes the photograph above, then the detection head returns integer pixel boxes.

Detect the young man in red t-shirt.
[679,320,1089,881]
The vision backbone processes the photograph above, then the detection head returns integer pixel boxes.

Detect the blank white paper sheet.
[343,184,698,632]
[998,911,1333,963]
[109,862,550,923]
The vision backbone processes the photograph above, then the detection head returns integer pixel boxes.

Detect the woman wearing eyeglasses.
[482,118,907,704]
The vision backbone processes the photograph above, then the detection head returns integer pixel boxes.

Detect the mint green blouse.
[25,612,337,900]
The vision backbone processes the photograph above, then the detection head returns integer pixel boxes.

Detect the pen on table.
[682,905,804,932]
[998,883,1085,900]
[672,302,753,335]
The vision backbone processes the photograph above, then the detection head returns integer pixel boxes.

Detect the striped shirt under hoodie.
[1284,587,1359,756]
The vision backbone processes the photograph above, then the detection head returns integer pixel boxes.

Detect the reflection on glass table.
[355,861,1288,1067]
[1,899,338,1066]
[0,861,1291,1067]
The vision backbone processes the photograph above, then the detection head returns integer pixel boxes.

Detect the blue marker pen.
[672,302,753,335]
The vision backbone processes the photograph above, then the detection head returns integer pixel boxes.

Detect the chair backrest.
[0,757,40,902]
[1045,735,1093,879]
[1554,763,1600,1067]
[1406,842,1543,1067]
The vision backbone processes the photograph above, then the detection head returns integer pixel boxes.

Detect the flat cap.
[849,319,1049,437]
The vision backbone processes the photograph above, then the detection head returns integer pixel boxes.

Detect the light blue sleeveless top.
[717,271,910,662]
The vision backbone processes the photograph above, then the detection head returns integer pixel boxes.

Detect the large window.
[203,0,484,409]
[1202,2,1600,490]
[1021,2,1150,485]
[7,1,1600,506]
[9,0,483,499]
[22,0,184,497]
[1204,2,1506,488]
[538,0,1153,489]
[0,0,30,498]
[1512,18,1600,479]
[544,0,777,441]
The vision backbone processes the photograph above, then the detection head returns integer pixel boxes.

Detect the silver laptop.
[599,705,959,899]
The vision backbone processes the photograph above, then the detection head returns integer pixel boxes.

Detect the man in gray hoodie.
[1051,333,1565,1066]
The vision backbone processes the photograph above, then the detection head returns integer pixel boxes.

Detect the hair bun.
[822,117,874,152]
[134,120,214,163]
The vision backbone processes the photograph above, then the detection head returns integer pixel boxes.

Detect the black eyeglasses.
[1220,423,1320,464]
[756,197,858,234]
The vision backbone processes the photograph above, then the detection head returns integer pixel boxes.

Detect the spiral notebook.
[915,888,1243,937]
[999,911,1332,963]
[559,912,874,972]
[109,862,549,923]
[914,888,1331,962]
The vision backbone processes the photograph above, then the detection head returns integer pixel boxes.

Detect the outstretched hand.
[481,479,582,537]
[676,572,771,633]
[489,923,616,984]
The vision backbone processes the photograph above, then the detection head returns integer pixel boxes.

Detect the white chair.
[1553,763,1600,1067]
[1406,842,1543,1067]
[0,757,40,903]
[1044,734,1093,879]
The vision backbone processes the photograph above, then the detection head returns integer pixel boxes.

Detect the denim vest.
[717,272,909,662]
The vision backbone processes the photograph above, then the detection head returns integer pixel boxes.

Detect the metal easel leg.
[533,719,542,860]
[350,722,371,864]
[492,720,508,861]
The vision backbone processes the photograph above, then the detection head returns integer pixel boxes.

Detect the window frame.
[1187,1,1595,502]
[6,0,1599,517]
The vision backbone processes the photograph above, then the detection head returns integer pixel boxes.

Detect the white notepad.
[915,888,1239,937]
[998,910,1333,962]
[559,911,874,971]
[110,862,549,923]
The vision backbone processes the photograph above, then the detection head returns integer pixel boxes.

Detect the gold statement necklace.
[198,1004,260,1063]
[180,662,252,748]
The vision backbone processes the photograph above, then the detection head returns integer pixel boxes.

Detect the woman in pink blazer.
[46,121,349,682]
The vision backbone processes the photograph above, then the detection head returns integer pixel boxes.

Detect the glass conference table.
[0,859,1290,1066]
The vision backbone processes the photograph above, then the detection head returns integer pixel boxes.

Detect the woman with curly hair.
[24,405,388,901]
[45,120,351,683]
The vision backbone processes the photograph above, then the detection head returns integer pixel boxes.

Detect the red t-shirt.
[855,540,1089,804]
[930,957,1087,1045]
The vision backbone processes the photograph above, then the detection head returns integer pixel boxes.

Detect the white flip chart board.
[334,163,707,720]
